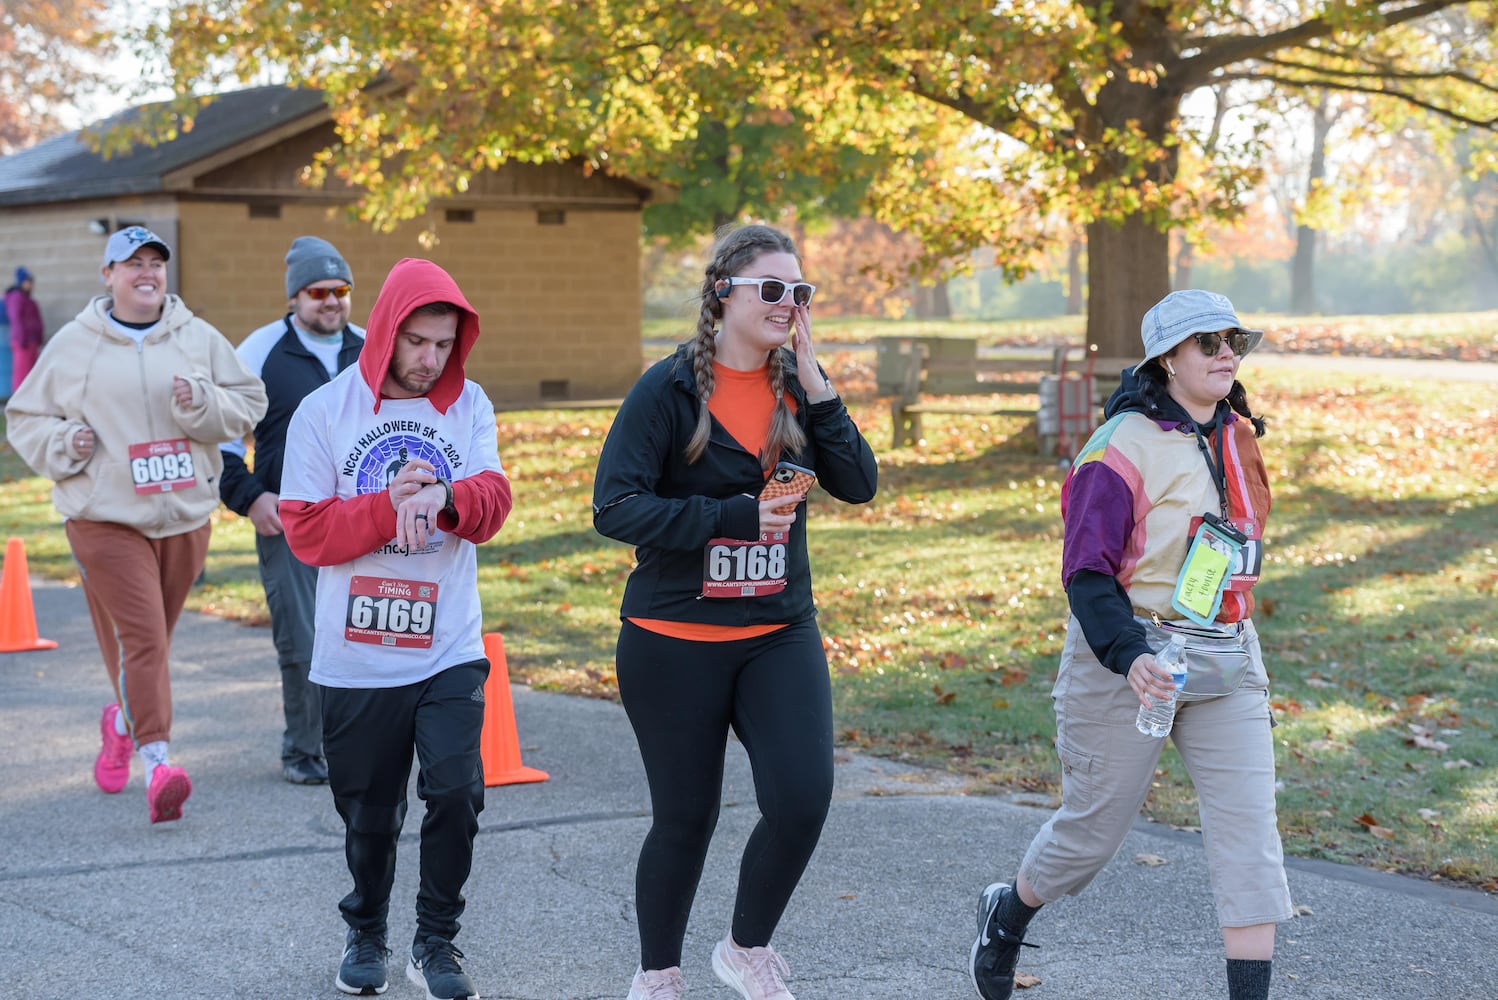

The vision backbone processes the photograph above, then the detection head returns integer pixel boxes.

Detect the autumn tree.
[129,1,1498,357]
[0,0,115,153]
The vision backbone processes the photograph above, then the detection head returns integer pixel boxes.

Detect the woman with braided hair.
[593,224,877,1000]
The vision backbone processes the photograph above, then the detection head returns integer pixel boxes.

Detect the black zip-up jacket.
[593,344,878,627]
[219,317,363,515]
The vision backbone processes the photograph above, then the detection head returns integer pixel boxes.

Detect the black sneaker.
[970,882,1038,1000]
[407,937,479,1000]
[336,927,390,995]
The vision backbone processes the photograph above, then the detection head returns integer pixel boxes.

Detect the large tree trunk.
[1290,98,1333,314]
[1079,58,1179,364]
[1085,215,1170,364]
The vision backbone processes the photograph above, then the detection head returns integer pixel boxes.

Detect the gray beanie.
[284,236,353,298]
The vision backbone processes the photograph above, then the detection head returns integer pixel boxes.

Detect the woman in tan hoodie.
[5,226,266,824]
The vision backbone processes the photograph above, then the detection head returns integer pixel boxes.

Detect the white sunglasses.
[724,277,817,306]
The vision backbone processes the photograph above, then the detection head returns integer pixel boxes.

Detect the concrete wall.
[176,200,642,403]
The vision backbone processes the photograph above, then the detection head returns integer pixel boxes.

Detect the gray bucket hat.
[1139,289,1263,365]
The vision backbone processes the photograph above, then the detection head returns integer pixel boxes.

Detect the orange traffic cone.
[480,632,548,787]
[0,537,57,653]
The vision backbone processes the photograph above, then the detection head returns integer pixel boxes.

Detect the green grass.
[2,313,1495,892]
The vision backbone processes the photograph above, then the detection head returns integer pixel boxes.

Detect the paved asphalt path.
[3,578,1495,1000]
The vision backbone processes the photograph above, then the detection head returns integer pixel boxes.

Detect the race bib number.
[128,439,197,494]
[702,533,789,598]
[345,576,438,648]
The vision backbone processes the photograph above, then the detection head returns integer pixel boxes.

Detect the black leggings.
[616,618,834,970]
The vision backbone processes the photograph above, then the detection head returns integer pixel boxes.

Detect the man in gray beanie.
[221,236,364,784]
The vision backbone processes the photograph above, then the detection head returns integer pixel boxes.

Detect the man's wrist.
[435,477,457,518]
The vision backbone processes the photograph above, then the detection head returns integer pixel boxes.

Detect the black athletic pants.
[616,618,834,970]
[321,658,488,948]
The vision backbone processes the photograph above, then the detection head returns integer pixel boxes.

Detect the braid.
[762,349,808,472]
[682,300,719,464]
[1138,360,1172,416]
[1227,380,1268,438]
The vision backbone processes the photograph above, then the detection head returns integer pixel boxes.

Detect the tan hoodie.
[5,294,267,538]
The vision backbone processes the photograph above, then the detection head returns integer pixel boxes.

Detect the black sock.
[997,883,1042,937]
[1226,958,1272,1000]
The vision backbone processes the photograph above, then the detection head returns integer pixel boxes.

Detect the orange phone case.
[758,462,816,508]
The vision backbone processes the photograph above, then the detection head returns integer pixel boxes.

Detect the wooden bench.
[876,336,1099,453]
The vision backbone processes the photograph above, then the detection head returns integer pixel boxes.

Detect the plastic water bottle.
[1135,634,1189,738]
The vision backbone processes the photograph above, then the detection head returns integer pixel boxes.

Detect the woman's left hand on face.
[792,304,822,393]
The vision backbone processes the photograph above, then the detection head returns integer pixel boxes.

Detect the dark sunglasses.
[1191,329,1251,356]
[725,277,816,307]
[302,284,351,300]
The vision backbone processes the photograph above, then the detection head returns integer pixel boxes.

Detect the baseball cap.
[1139,289,1263,364]
[102,226,173,268]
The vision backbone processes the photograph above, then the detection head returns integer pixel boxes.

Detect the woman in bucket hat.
[970,289,1290,1000]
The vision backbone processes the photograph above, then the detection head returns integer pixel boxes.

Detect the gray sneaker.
[336,927,390,996]
[969,883,1038,1000]
[407,937,479,1000]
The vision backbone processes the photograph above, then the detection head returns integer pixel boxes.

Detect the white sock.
[139,741,169,788]
[113,709,128,735]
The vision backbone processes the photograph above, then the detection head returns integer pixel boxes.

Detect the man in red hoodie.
[279,258,513,1000]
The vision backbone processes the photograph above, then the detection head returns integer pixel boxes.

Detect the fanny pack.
[1136,616,1253,701]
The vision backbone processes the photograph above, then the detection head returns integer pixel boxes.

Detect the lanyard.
[1190,418,1229,518]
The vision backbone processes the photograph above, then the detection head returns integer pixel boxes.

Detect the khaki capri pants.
[1018,616,1294,928]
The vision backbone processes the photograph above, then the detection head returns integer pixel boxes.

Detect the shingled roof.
[0,85,329,207]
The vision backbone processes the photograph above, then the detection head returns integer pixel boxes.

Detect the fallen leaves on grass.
[1355,813,1397,840]
[1404,724,1451,752]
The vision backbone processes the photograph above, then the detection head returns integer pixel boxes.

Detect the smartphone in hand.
[758,461,816,512]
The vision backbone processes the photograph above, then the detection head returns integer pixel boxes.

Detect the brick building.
[0,85,663,404]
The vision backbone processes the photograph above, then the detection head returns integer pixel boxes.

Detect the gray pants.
[256,530,322,763]
[1018,616,1293,928]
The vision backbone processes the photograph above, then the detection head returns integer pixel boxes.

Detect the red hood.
[359,258,481,414]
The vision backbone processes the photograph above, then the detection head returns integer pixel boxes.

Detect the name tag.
[1172,513,1249,626]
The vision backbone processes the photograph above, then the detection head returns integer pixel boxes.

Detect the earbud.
[1164,359,1176,378]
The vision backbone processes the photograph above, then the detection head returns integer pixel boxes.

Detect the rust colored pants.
[66,519,211,747]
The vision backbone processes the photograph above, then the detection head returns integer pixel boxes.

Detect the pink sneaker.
[93,704,132,794]
[147,765,192,824]
[711,937,795,1000]
[627,965,685,999]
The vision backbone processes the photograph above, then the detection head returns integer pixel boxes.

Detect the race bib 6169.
[346,575,438,648]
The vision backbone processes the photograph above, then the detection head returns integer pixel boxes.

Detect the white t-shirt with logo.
[280,366,504,689]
